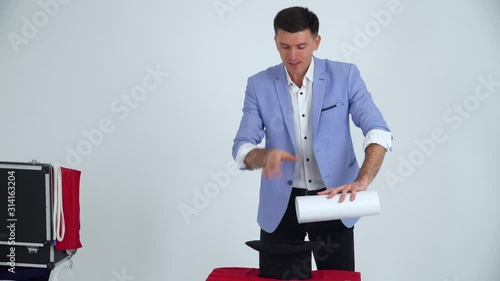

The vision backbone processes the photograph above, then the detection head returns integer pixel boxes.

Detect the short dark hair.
[273,7,319,36]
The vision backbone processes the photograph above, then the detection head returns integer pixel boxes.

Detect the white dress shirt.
[236,60,392,190]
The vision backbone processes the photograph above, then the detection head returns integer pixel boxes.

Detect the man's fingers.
[262,150,295,180]
[283,154,299,162]
[271,162,282,178]
[266,168,277,179]
[350,190,357,201]
[327,188,340,199]
[263,165,275,179]
[263,161,283,179]
[262,168,270,179]
[318,187,339,198]
[273,168,282,178]
[319,183,363,202]
[339,188,350,203]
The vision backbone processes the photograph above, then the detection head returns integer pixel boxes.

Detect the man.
[232,6,392,271]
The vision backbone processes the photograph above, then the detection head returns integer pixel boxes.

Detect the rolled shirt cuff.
[363,129,393,151]
[235,143,259,169]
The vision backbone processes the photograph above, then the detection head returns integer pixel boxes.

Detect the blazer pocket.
[321,101,344,112]
[347,158,357,168]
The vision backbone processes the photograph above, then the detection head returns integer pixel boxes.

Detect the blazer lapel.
[273,65,296,152]
[311,57,326,141]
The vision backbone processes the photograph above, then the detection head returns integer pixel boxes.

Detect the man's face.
[274,28,321,80]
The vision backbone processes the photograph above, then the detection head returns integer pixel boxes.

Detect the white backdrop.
[1,0,499,280]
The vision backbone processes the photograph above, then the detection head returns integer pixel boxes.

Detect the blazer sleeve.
[232,77,266,162]
[347,64,390,135]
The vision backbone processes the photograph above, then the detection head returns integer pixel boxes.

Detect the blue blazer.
[232,57,390,233]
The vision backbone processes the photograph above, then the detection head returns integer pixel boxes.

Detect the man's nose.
[289,48,297,60]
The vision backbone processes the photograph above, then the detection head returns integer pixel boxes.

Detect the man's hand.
[318,143,387,203]
[245,149,298,179]
[262,149,298,179]
[317,179,369,202]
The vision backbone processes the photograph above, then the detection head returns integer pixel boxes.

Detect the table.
[206,267,361,281]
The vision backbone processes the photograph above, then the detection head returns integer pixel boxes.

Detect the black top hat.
[246,240,319,280]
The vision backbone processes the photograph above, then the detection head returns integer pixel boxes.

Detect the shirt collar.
[284,58,315,88]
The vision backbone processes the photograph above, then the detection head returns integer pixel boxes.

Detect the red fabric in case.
[54,167,82,250]
[206,267,361,281]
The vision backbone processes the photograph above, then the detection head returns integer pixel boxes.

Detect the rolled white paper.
[295,191,380,224]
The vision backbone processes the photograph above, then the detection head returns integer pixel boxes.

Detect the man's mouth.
[289,61,301,67]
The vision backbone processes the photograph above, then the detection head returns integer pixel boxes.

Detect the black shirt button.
[308,180,312,183]
[306,158,310,161]
[287,180,293,185]
[304,136,307,140]
[302,114,305,117]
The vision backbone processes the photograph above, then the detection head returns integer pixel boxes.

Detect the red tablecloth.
[206,267,361,281]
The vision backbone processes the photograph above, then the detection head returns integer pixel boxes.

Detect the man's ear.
[314,35,321,51]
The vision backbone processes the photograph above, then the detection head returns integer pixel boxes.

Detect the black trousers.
[260,188,355,271]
